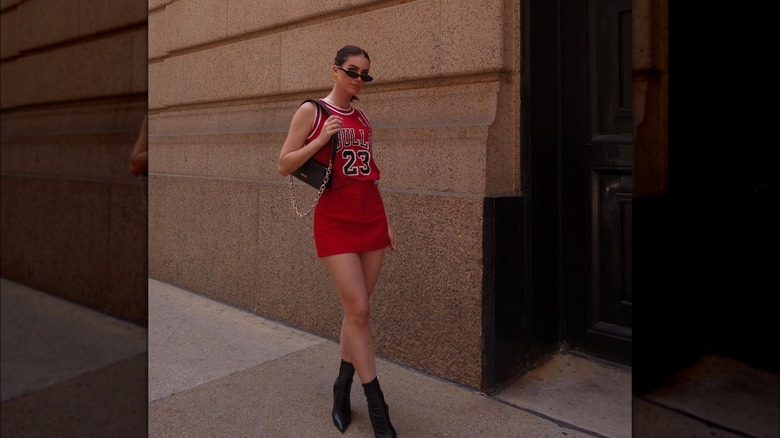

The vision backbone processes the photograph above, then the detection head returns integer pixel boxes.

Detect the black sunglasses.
[337,65,373,82]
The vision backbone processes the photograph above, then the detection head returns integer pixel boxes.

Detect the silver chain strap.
[289,163,333,218]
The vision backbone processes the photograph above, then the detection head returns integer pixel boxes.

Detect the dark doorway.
[485,0,633,393]
[520,0,633,371]
[559,0,633,364]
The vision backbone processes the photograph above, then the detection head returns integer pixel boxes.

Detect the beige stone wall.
[148,0,521,388]
[0,0,148,325]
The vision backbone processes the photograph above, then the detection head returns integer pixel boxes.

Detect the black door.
[487,0,633,392]
[560,0,632,364]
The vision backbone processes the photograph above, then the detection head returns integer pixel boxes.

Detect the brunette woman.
[278,45,398,438]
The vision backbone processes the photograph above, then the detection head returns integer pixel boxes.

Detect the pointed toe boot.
[362,377,397,438]
[332,360,355,433]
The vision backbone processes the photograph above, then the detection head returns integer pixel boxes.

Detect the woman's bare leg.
[322,249,385,383]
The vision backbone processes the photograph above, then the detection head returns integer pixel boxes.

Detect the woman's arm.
[278,102,341,176]
[129,115,148,176]
[386,212,397,253]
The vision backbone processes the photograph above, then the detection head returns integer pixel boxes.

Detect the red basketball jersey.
[305,99,380,190]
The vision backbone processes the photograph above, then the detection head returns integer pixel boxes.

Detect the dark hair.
[334,45,370,101]
[334,45,370,67]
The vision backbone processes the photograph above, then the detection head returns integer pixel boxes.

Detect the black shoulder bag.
[289,99,338,217]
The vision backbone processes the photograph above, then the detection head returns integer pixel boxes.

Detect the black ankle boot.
[362,377,397,438]
[332,360,355,433]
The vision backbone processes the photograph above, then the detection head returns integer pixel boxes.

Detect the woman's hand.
[386,218,397,253]
[322,115,343,139]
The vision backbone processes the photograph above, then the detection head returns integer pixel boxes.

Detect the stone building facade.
[1,0,149,326]
[1,0,669,393]
[147,0,522,390]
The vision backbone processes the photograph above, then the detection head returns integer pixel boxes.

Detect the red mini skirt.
[313,180,389,257]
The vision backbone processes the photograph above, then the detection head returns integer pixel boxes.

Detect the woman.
[278,45,398,438]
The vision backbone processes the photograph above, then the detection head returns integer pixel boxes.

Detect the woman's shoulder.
[298,99,320,112]
[293,100,323,122]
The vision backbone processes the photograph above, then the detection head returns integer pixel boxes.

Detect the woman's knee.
[344,304,370,328]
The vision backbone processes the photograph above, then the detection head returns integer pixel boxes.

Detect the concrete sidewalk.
[147,279,779,438]
[3,277,777,437]
[146,278,631,438]
[1,278,147,437]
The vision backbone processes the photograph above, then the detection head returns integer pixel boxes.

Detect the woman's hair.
[334,45,370,67]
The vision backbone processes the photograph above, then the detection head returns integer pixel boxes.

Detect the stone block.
[1,132,144,181]
[148,59,180,109]
[0,100,146,137]
[155,0,508,107]
[78,0,148,37]
[150,101,297,136]
[147,176,261,311]
[164,0,228,52]
[17,0,79,52]
[148,9,167,59]
[279,2,441,93]
[440,0,505,74]
[148,135,211,176]
[0,176,147,325]
[178,35,282,104]
[372,191,485,387]
[107,181,148,325]
[374,126,488,193]
[225,0,374,38]
[0,61,19,109]
[17,32,140,106]
[1,8,20,58]
[0,0,23,10]
[131,28,148,93]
